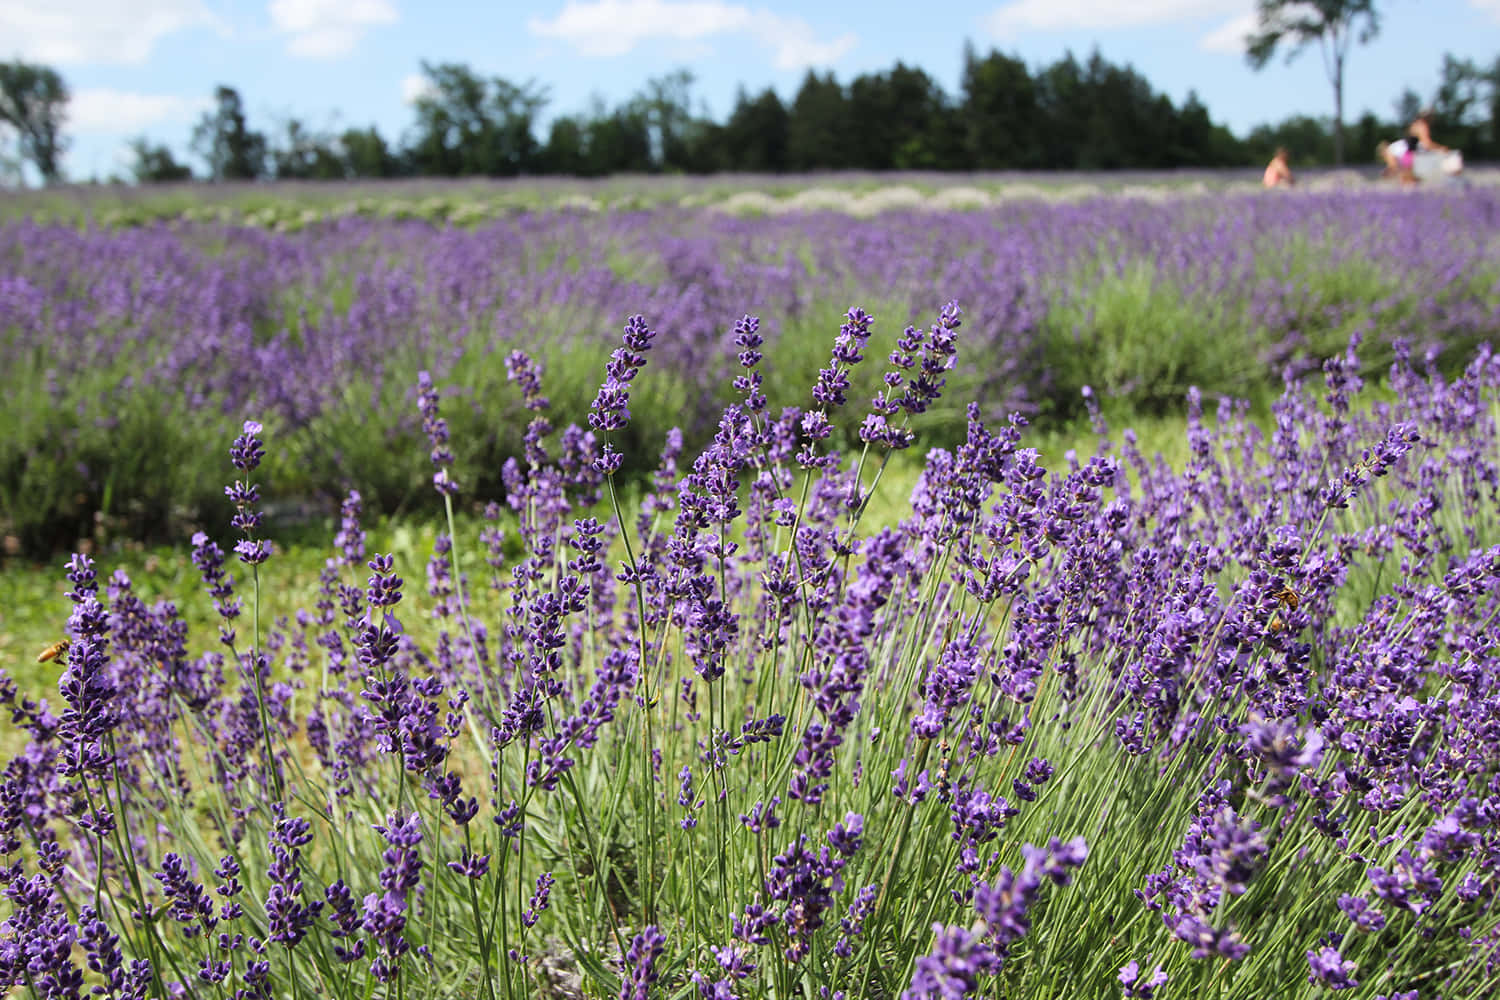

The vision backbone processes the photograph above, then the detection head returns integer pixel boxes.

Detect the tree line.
[1,44,1497,186]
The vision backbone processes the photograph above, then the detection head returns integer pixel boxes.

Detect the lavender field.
[2,186,1500,999]
[4,187,1500,554]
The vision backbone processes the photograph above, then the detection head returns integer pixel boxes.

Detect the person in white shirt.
[1377,138,1417,185]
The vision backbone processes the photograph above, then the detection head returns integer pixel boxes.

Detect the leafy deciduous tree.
[1246,0,1380,164]
[192,86,267,181]
[127,138,193,183]
[340,126,399,178]
[269,118,345,180]
[407,62,548,176]
[0,59,69,184]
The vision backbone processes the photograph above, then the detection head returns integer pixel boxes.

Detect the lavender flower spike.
[619,925,666,1000]
[589,314,657,474]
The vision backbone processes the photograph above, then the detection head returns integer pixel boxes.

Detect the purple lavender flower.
[827,813,864,856]
[335,489,366,566]
[523,872,554,928]
[732,314,767,413]
[678,766,702,830]
[619,925,666,1000]
[589,315,658,475]
[1162,912,1251,961]
[76,904,151,998]
[447,850,490,880]
[366,553,404,610]
[506,350,550,411]
[154,853,216,936]
[1118,960,1168,998]
[226,420,271,565]
[902,924,1001,1000]
[912,638,982,739]
[191,532,241,625]
[811,307,873,411]
[1338,893,1387,932]
[417,370,458,496]
[1306,945,1359,990]
[834,884,878,958]
[324,880,367,964]
[363,812,423,982]
[1367,849,1442,915]
[1241,716,1324,777]
[230,419,265,472]
[57,586,119,779]
[265,812,323,948]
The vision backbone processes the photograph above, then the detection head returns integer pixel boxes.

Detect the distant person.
[1262,147,1295,188]
[1409,108,1464,178]
[1408,110,1449,153]
[1377,139,1418,185]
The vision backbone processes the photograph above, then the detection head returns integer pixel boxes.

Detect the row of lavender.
[2,298,1498,998]
[3,190,1499,553]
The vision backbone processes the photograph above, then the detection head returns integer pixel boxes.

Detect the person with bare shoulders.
[1263,147,1294,188]
[1408,110,1449,153]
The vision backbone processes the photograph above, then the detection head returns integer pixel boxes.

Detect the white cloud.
[756,14,855,70]
[69,88,211,134]
[0,0,214,65]
[268,0,397,58]
[528,0,854,70]
[984,0,1241,35]
[1198,13,1256,53]
[400,72,434,105]
[1469,0,1500,22]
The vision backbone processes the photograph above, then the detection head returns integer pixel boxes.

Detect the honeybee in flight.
[35,639,70,665]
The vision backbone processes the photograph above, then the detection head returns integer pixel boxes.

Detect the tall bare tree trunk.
[1332,50,1346,165]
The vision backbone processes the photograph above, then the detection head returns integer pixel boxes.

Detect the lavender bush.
[3,296,1500,999]
[3,190,1499,552]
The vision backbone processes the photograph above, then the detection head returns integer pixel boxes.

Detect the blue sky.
[3,0,1497,180]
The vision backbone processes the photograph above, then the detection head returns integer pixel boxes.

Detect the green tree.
[1352,110,1386,165]
[639,69,701,171]
[959,44,1043,169]
[1246,114,1338,165]
[845,62,959,169]
[722,87,789,172]
[1075,52,1176,168]
[541,115,587,174]
[339,126,398,178]
[675,119,726,174]
[1392,88,1424,129]
[191,86,267,180]
[126,138,193,182]
[787,71,850,170]
[0,59,69,184]
[581,101,652,175]
[270,118,345,179]
[1426,54,1499,158]
[406,62,547,176]
[1246,1,1380,164]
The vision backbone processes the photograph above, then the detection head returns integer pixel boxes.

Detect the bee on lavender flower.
[1273,585,1302,611]
[1267,584,1302,634]
[35,639,69,665]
